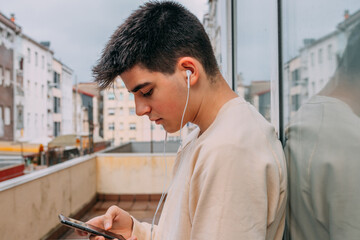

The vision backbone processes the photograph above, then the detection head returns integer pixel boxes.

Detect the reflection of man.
[77,2,287,240]
[285,22,360,239]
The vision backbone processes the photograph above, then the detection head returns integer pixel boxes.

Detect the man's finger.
[103,205,121,230]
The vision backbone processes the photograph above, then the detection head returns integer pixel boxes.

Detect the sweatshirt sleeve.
[188,143,283,240]
[131,216,156,240]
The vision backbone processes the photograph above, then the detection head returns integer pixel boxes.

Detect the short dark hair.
[93,1,219,89]
[337,22,360,81]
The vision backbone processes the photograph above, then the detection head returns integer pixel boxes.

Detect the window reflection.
[235,0,275,122]
[283,2,360,239]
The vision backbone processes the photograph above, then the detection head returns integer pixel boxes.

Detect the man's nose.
[135,98,151,116]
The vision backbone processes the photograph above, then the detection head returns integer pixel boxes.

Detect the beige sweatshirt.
[132,97,287,240]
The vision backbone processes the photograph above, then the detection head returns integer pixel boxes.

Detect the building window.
[27,80,31,97]
[108,122,115,130]
[53,72,60,88]
[129,123,136,130]
[108,92,115,100]
[27,48,31,63]
[311,52,315,66]
[119,122,124,130]
[4,69,11,86]
[327,44,332,60]
[54,122,61,137]
[35,52,38,66]
[128,93,134,101]
[318,48,323,64]
[42,55,45,69]
[119,92,124,101]
[119,107,124,116]
[108,108,115,115]
[291,69,300,86]
[54,97,61,113]
[4,107,11,125]
[16,105,24,129]
[129,107,136,115]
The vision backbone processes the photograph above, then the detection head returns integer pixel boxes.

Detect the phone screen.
[58,214,126,240]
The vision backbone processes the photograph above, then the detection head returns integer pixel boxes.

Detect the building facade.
[61,64,74,135]
[0,12,20,141]
[21,34,53,143]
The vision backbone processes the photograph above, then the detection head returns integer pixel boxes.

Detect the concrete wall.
[96,153,175,194]
[0,155,96,240]
[0,152,175,239]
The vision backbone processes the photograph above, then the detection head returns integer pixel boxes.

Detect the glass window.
[53,97,61,113]
[108,92,115,100]
[129,107,136,115]
[4,107,10,125]
[108,123,115,130]
[119,107,124,116]
[128,93,134,101]
[129,123,136,130]
[119,122,124,130]
[327,44,332,60]
[282,2,360,239]
[27,48,31,63]
[35,52,38,66]
[108,108,115,115]
[234,0,275,123]
[318,48,323,64]
[16,105,24,129]
[4,69,11,86]
[119,92,124,101]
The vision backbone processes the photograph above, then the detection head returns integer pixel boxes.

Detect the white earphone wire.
[150,72,191,240]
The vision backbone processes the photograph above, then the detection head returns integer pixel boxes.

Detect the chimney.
[10,13,15,22]
[344,10,349,20]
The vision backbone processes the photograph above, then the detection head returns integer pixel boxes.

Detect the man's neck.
[192,76,238,135]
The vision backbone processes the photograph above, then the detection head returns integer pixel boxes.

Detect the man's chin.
[162,125,179,134]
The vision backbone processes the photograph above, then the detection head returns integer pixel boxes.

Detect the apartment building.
[0,12,20,141]
[74,82,102,142]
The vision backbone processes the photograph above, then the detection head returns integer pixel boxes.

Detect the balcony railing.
[0,150,175,239]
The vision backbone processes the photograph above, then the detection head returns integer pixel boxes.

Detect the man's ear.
[177,57,200,87]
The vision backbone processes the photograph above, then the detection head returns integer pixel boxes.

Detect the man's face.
[120,65,188,133]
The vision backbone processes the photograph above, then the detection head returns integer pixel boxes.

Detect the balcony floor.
[60,198,163,239]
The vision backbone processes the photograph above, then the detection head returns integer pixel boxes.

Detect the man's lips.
[150,118,162,124]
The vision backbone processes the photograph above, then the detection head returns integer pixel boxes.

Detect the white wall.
[22,37,52,142]
[61,66,74,135]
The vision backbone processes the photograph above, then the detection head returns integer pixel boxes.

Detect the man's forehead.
[120,65,161,91]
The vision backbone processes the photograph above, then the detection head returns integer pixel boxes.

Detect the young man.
[82,2,287,240]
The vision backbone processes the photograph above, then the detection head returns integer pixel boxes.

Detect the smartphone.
[58,214,126,240]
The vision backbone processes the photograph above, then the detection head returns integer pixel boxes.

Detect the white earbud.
[186,70,191,89]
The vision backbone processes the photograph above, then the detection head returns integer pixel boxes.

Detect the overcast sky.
[1,0,208,83]
[2,1,360,85]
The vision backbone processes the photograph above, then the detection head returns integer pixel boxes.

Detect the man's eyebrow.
[130,82,151,93]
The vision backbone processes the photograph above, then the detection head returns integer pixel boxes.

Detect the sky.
[0,0,208,83]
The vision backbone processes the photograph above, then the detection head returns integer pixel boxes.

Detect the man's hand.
[76,205,135,240]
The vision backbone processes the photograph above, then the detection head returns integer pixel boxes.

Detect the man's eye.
[142,89,153,97]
